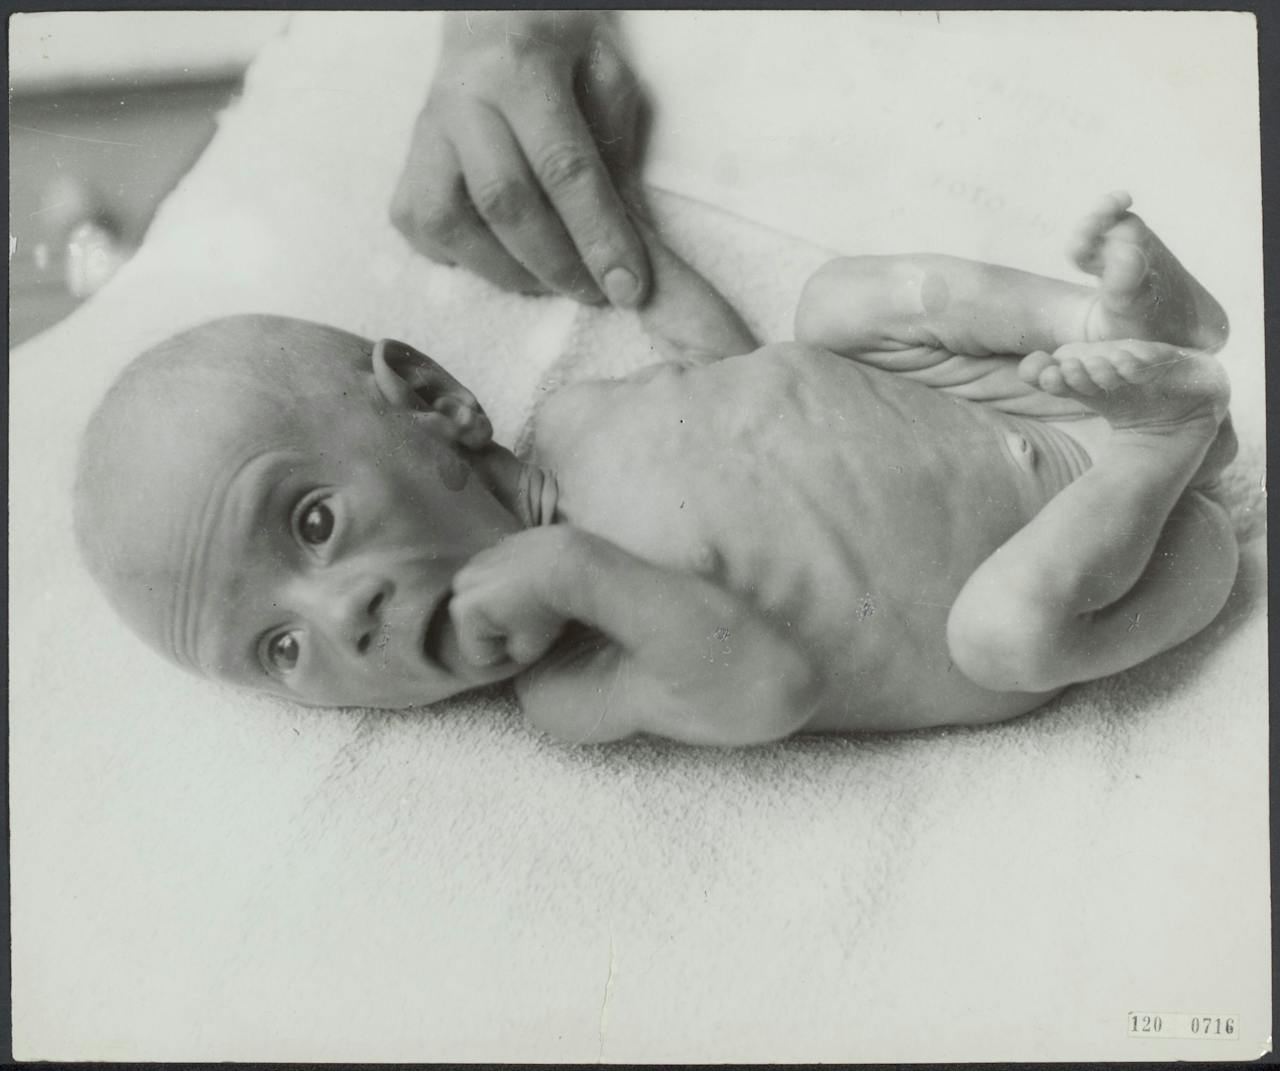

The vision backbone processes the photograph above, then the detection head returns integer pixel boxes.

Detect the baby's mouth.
[421,590,454,672]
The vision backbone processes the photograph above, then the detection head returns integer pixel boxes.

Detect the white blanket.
[10,11,1268,1061]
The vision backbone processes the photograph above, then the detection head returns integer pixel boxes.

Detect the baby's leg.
[947,339,1237,692]
[797,251,1111,418]
[796,253,1094,363]
[795,193,1229,414]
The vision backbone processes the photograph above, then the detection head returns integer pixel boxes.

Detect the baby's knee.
[1167,491,1239,620]
[946,587,1071,694]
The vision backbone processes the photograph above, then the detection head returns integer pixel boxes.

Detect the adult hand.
[391,10,651,307]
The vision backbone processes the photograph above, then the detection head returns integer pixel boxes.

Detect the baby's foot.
[1019,339,1229,438]
[1068,192,1229,352]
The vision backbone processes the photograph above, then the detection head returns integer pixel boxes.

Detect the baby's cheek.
[435,447,471,492]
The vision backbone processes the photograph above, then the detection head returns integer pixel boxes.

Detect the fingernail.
[603,266,640,308]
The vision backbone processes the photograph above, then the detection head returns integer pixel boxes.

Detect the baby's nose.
[329,576,393,655]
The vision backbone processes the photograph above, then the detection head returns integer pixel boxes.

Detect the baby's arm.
[449,526,818,745]
[631,219,758,364]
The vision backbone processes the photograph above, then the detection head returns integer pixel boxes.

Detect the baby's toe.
[1085,192,1135,234]
[1066,218,1111,273]
[1059,356,1103,396]
[1082,351,1124,392]
[1036,362,1070,396]
[1018,350,1056,385]
[1108,344,1151,384]
[1097,190,1134,218]
[1066,233,1101,274]
[1067,191,1134,271]
[1099,239,1149,299]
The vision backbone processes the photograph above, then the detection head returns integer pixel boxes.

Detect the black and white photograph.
[8,8,1270,1062]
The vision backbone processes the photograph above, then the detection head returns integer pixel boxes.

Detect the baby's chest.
[535,376,897,626]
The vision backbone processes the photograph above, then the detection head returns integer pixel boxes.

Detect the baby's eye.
[299,499,334,545]
[266,630,301,673]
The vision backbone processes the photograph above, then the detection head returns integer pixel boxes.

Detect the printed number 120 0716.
[1128,1012,1238,1040]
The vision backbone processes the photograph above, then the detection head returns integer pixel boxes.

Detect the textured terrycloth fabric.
[10,11,1266,1061]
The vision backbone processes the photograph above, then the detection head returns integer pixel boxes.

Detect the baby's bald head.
[74,313,514,707]
[74,314,374,664]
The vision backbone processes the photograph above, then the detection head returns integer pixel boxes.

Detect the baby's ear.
[371,338,492,450]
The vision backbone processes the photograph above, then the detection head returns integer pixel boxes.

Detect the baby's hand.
[632,218,757,363]
[449,527,576,670]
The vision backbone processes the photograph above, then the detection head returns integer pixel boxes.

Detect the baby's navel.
[1005,430,1038,473]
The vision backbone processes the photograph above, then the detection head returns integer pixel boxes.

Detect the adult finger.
[390,119,545,294]
[577,33,656,238]
[506,70,650,308]
[576,31,645,195]
[451,104,603,303]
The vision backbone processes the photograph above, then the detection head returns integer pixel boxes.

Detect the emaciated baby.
[76,193,1238,745]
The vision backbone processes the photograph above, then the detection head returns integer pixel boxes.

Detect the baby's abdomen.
[767,384,967,723]
[717,349,1073,730]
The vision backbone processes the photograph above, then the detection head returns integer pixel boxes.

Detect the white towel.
[10,11,1267,1062]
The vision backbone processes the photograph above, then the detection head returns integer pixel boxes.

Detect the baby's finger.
[450,546,510,595]
[450,598,510,668]
[504,625,557,666]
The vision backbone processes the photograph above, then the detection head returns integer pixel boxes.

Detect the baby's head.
[75,313,532,708]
